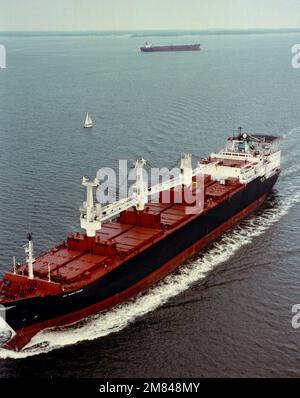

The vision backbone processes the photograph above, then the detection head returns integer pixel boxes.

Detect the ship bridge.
[207,130,281,186]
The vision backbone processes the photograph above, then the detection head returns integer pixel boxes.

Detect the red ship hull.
[4,192,268,352]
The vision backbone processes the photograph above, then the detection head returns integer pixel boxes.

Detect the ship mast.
[180,153,192,186]
[80,177,102,237]
[24,233,35,280]
[13,256,16,275]
[133,159,147,211]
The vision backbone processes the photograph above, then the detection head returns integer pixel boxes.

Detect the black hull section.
[3,174,279,331]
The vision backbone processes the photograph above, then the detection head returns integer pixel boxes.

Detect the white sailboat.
[84,112,93,128]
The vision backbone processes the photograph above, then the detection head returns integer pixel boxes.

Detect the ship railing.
[212,151,255,159]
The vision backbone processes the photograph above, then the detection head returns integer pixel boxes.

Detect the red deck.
[0,177,243,302]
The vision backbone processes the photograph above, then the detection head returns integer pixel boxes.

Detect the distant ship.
[84,112,93,129]
[140,42,201,52]
[0,130,280,351]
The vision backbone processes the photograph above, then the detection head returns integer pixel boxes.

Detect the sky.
[0,0,300,31]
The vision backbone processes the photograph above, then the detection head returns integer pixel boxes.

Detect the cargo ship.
[0,130,281,351]
[140,42,200,52]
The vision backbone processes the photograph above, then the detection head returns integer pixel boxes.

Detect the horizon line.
[1,27,300,33]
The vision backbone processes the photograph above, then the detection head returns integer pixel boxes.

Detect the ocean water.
[0,31,300,377]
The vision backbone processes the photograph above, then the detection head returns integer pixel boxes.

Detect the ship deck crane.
[80,154,218,237]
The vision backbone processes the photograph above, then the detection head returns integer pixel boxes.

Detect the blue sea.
[0,30,300,377]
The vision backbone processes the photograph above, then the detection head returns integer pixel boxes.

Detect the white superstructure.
[208,131,281,184]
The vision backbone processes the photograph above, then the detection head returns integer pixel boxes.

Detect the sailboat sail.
[84,112,93,128]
